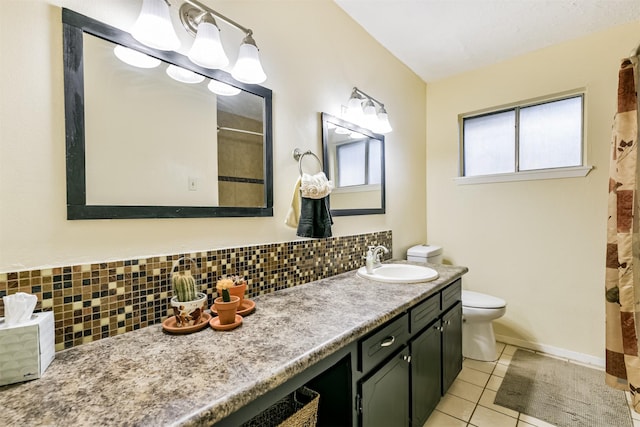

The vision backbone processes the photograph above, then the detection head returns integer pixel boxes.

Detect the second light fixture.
[346,87,392,134]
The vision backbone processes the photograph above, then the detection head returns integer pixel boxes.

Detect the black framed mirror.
[63,9,273,219]
[321,113,385,216]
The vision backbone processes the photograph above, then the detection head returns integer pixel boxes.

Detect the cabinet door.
[410,322,442,427]
[441,302,462,394]
[361,348,410,427]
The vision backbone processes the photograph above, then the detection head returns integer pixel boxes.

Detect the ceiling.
[335,0,640,82]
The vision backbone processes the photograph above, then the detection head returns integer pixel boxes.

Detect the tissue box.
[0,311,55,386]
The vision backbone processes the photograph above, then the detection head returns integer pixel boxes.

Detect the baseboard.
[495,334,605,368]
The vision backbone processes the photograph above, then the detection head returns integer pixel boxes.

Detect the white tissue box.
[0,311,55,386]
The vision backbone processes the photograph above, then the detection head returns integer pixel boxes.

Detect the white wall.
[0,0,427,271]
[426,21,640,361]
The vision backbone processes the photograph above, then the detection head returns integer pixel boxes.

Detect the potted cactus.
[216,275,247,307]
[170,258,207,327]
[214,279,240,325]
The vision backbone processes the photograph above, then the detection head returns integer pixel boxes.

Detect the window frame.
[456,91,592,185]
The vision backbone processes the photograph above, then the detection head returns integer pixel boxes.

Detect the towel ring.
[293,148,323,176]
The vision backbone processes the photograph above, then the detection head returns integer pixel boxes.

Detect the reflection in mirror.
[321,113,385,216]
[63,9,272,219]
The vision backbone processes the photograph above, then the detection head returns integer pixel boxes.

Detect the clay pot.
[214,295,240,325]
[227,282,247,307]
[170,292,207,327]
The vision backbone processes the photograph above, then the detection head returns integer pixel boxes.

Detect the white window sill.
[454,165,593,185]
[332,184,381,194]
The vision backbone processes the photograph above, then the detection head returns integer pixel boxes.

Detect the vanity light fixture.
[346,87,392,134]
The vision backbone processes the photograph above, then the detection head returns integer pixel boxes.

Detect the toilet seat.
[462,290,506,309]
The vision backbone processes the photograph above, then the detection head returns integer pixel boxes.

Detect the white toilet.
[407,244,507,362]
[461,290,506,361]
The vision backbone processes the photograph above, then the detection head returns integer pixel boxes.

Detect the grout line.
[464,345,510,427]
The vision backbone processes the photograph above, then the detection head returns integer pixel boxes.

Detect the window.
[459,94,590,184]
[336,138,382,188]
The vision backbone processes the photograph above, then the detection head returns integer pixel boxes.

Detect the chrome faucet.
[363,245,389,273]
[370,245,389,268]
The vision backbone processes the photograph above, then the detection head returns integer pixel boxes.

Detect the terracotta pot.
[170,292,207,327]
[214,296,240,325]
[227,282,247,306]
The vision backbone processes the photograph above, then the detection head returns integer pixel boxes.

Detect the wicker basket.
[241,386,320,427]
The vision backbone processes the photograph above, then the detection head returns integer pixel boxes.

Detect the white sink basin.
[357,263,439,283]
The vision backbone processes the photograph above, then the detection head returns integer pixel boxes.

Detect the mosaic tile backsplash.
[0,231,392,351]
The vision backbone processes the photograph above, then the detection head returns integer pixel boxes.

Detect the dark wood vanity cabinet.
[214,278,463,427]
[356,279,462,427]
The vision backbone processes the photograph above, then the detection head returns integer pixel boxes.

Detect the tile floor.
[423,342,640,427]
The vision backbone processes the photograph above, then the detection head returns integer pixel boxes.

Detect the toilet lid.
[462,290,506,309]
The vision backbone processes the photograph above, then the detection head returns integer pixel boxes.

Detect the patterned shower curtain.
[606,57,640,411]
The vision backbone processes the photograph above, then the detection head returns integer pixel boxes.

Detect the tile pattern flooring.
[424,343,640,427]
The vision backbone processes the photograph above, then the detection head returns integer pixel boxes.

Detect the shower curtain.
[606,56,640,411]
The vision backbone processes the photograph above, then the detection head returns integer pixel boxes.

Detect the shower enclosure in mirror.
[63,9,273,219]
[321,113,385,216]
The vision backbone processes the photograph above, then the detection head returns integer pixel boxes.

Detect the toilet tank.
[407,244,443,264]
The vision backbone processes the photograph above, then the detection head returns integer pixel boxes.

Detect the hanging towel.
[286,172,334,229]
[296,196,333,238]
[296,171,333,237]
[285,176,302,228]
[300,172,334,199]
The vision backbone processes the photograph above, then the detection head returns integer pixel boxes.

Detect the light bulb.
[207,80,241,96]
[345,93,365,125]
[231,35,266,84]
[362,99,378,130]
[375,109,393,134]
[347,92,363,110]
[113,45,161,68]
[187,16,229,69]
[166,65,205,84]
[131,0,181,51]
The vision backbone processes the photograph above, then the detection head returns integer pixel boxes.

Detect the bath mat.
[494,349,632,427]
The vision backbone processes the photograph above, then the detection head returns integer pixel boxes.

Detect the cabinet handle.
[433,325,443,332]
[380,336,395,347]
[402,354,412,363]
[445,320,451,326]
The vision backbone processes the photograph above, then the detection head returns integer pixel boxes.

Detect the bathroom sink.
[357,264,439,283]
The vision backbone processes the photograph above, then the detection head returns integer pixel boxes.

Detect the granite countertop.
[0,262,467,426]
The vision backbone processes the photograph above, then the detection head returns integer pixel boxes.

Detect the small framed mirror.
[63,9,273,219]
[321,113,385,216]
